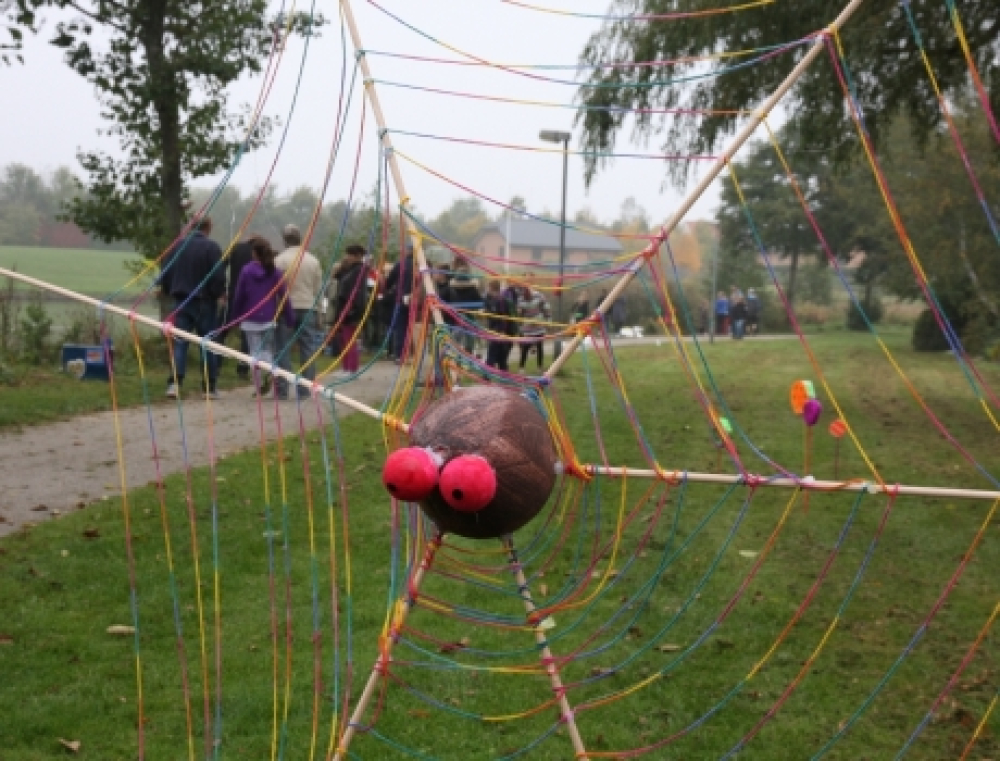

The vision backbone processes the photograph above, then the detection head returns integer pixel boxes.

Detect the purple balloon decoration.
[803,398,823,427]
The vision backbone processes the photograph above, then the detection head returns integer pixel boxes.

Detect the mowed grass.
[0,246,147,296]
[1,332,999,760]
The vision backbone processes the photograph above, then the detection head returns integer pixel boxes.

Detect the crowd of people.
[713,285,761,340]
[156,217,580,397]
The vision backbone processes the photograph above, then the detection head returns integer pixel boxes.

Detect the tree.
[429,197,490,249]
[1,0,34,64]
[716,131,836,306]
[12,0,320,257]
[576,2,1000,185]
[610,196,651,254]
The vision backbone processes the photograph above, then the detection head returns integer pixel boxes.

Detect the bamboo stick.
[333,533,443,761]
[544,0,869,379]
[504,536,590,760]
[0,267,396,426]
[582,466,1000,502]
[338,0,447,331]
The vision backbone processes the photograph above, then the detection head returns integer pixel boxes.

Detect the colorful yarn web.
[5,0,1000,759]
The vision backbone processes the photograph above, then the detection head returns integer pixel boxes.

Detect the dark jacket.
[485,289,517,338]
[231,262,295,327]
[449,278,482,307]
[334,260,369,325]
[731,301,748,322]
[159,231,226,301]
[226,241,254,310]
[384,254,415,303]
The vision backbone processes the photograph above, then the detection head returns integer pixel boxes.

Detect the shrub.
[912,301,967,352]
[846,294,884,331]
[19,299,53,365]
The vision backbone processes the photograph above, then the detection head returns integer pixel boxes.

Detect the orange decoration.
[829,419,848,438]
[790,380,815,415]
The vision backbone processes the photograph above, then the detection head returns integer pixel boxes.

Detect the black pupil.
[452,489,464,501]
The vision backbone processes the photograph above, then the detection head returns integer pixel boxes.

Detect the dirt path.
[0,363,403,537]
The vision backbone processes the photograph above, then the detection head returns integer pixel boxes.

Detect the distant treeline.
[0,164,131,251]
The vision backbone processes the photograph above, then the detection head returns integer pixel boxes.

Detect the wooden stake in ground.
[332,531,443,761]
[503,535,590,761]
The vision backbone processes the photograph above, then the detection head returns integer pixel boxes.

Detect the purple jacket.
[232,262,295,327]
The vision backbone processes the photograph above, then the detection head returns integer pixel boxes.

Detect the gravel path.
[0,363,402,537]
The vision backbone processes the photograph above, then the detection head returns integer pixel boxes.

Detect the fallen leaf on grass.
[0,634,13,645]
[107,625,136,636]
[590,667,615,678]
[657,644,681,653]
[82,528,100,539]
[539,584,548,596]
[439,637,471,655]
[58,739,81,753]
[739,550,759,558]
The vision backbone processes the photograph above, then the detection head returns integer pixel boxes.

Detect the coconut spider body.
[404,385,558,539]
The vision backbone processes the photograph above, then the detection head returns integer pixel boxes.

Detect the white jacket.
[275,247,324,311]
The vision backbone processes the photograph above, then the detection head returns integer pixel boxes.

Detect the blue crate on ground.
[61,341,114,381]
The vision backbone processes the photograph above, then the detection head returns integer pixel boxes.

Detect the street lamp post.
[540,129,571,357]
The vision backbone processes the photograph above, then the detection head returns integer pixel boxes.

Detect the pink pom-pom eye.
[382,447,440,501]
[439,455,497,513]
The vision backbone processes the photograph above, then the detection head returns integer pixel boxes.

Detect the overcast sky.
[0,1,731,228]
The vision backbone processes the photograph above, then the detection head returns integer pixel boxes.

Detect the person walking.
[518,285,550,371]
[274,224,324,399]
[714,290,729,336]
[384,244,416,362]
[328,244,369,376]
[449,261,483,356]
[730,297,748,340]
[729,285,744,337]
[610,295,627,334]
[570,290,590,324]
[484,279,517,372]
[158,216,227,399]
[231,235,295,395]
[217,237,254,378]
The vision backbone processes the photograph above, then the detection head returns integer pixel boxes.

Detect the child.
[231,235,295,396]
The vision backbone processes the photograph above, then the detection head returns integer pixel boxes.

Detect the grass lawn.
[1,331,999,759]
[0,246,147,296]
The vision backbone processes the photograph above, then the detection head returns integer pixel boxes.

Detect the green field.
[2,334,999,759]
[0,246,148,296]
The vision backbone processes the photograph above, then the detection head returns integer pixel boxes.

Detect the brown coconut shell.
[409,385,558,539]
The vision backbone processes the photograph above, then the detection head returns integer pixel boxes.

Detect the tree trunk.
[141,0,184,255]
[786,251,800,307]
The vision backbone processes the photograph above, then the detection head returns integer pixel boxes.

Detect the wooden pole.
[544,0,868,379]
[580,465,1000,502]
[337,0,446,331]
[0,267,399,427]
[333,532,444,761]
[503,536,590,761]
